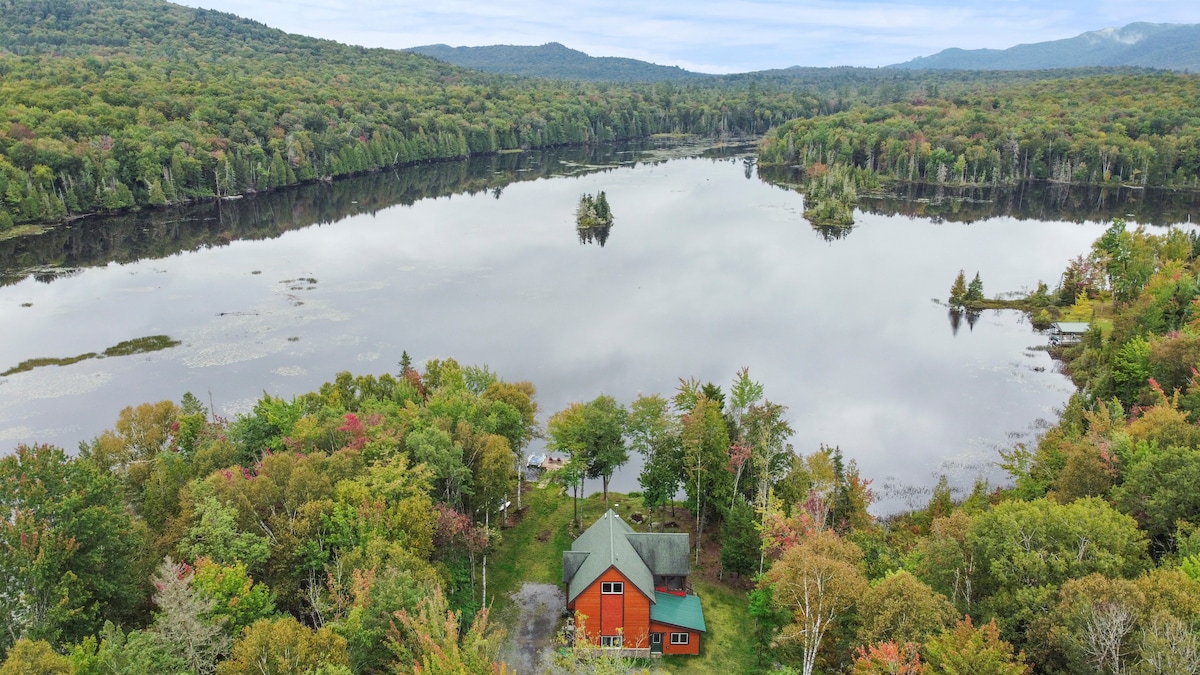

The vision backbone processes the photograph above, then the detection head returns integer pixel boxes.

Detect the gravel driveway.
[499,582,565,673]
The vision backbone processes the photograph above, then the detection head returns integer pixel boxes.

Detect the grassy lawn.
[489,486,642,612]
[657,578,761,675]
[487,484,762,673]
[487,483,580,618]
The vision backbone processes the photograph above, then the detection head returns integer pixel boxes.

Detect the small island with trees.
[575,191,614,246]
[801,163,858,228]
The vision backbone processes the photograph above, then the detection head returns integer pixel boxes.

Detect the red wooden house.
[563,509,706,656]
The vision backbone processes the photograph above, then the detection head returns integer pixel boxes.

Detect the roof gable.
[563,510,656,603]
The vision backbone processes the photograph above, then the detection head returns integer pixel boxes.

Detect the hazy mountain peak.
[1083,22,1170,45]
[890,21,1200,71]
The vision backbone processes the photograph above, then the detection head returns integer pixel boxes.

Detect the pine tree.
[967,272,984,304]
[594,191,611,222]
[720,501,759,578]
[949,270,968,308]
[576,192,614,230]
[147,180,167,206]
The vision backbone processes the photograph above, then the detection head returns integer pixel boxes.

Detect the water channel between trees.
[1,140,1197,513]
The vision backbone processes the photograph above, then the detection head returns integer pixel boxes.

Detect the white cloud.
[181,0,1200,70]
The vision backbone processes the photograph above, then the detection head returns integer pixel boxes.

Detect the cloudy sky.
[178,0,1200,72]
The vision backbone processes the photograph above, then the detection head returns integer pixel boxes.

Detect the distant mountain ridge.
[406,42,707,82]
[890,22,1200,71]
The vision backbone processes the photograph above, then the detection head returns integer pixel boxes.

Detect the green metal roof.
[563,511,696,605]
[563,510,655,604]
[650,592,706,632]
[1053,322,1090,334]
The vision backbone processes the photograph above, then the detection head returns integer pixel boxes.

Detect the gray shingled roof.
[625,532,690,576]
[562,551,589,585]
[564,510,657,604]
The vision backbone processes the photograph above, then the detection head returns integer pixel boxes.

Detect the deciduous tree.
[763,530,869,675]
[546,396,628,508]
[970,498,1148,644]
[852,641,925,675]
[922,618,1029,675]
[216,617,348,675]
[0,445,143,651]
[0,639,71,675]
[627,395,681,518]
[857,571,958,647]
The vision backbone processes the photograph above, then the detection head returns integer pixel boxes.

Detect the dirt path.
[498,582,565,674]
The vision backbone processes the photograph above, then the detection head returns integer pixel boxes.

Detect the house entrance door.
[650,632,663,654]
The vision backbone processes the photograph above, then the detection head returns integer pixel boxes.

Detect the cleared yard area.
[489,485,763,674]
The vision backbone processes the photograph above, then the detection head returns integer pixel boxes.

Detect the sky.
[177,0,1200,73]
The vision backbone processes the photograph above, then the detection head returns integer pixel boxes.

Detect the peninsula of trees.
[758,73,1200,189]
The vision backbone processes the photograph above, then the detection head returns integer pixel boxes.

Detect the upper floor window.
[601,582,624,594]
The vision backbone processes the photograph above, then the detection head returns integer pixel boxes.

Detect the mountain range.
[890,22,1200,71]
[406,43,705,82]
[407,23,1199,80]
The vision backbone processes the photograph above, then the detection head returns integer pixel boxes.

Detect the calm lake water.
[1,141,1195,512]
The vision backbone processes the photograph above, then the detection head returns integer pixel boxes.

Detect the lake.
[1,140,1195,512]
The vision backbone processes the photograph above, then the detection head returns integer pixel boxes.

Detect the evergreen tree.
[966,272,985,304]
[720,501,759,578]
[575,191,614,229]
[147,180,167,206]
[594,191,611,221]
[949,270,968,307]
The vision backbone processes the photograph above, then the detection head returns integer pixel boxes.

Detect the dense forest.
[7,219,1200,673]
[0,0,820,230]
[5,0,1195,233]
[1,360,539,673]
[759,73,1200,189]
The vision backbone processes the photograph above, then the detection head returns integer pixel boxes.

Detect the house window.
[601,582,623,594]
[670,632,690,645]
[600,635,623,647]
